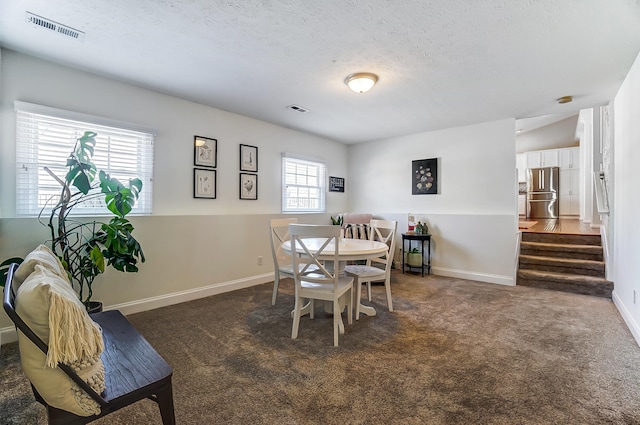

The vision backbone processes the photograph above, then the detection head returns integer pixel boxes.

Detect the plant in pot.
[1,131,145,312]
[405,247,423,268]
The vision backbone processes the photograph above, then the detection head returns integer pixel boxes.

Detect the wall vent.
[287,104,309,113]
[25,12,85,41]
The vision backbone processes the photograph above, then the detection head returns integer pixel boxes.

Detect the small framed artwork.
[239,144,258,172]
[412,158,438,195]
[194,168,216,199]
[329,176,345,192]
[194,136,217,168]
[239,173,258,200]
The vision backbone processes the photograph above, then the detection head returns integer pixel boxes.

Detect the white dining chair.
[289,224,353,347]
[268,218,298,305]
[344,219,397,319]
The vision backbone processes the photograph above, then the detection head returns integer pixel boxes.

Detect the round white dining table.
[281,237,388,317]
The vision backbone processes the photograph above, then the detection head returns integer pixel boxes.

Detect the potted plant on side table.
[1,131,145,312]
[405,247,423,268]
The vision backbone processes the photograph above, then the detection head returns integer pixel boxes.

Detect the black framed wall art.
[194,168,216,199]
[329,176,345,192]
[239,173,258,200]
[412,158,438,195]
[239,144,258,172]
[194,136,217,168]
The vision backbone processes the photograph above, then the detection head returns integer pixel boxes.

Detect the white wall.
[576,109,594,223]
[611,50,640,345]
[0,49,347,335]
[515,115,579,154]
[0,50,349,216]
[348,119,519,285]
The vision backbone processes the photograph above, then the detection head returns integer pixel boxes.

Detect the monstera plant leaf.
[65,131,98,195]
[100,171,142,217]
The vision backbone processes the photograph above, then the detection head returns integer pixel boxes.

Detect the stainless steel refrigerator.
[526,167,559,219]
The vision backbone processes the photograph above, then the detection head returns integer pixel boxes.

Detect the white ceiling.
[1,0,639,144]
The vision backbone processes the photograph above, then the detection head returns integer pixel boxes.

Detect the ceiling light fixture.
[345,72,378,94]
[557,95,573,104]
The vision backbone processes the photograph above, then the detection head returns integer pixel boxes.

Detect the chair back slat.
[269,218,298,264]
[289,224,341,285]
[368,219,398,266]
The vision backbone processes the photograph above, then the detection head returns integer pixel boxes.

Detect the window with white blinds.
[282,154,326,212]
[15,102,154,216]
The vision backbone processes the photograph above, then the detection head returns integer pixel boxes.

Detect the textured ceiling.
[1,0,639,144]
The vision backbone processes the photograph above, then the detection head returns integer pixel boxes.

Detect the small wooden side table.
[402,233,432,277]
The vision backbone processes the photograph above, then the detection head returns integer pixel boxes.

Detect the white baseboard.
[612,290,640,347]
[106,272,275,316]
[0,326,17,345]
[0,272,275,346]
[431,267,515,286]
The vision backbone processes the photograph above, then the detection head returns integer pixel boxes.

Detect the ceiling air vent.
[287,104,309,113]
[25,12,85,41]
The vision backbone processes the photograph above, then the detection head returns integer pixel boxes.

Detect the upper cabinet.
[559,147,580,170]
[525,149,559,169]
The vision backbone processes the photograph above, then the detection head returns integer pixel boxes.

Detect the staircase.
[517,232,613,298]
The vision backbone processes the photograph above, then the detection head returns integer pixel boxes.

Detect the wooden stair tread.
[520,241,602,252]
[517,269,611,284]
[519,254,604,269]
[521,232,602,246]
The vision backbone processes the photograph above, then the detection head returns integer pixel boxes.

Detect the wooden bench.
[3,263,175,425]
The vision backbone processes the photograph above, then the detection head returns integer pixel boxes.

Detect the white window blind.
[15,102,154,216]
[282,154,326,212]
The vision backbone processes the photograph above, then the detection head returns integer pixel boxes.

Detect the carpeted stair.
[517,232,613,297]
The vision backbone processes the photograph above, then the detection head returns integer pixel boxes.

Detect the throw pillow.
[13,244,69,285]
[16,264,105,416]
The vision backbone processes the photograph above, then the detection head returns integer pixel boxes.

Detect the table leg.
[353,277,377,319]
[291,300,312,318]
[358,304,377,317]
[402,238,406,274]
[421,239,425,277]
[427,238,431,275]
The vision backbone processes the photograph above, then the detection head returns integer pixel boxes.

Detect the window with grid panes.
[281,154,326,213]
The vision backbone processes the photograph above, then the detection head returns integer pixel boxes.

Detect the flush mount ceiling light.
[557,95,573,104]
[345,72,378,94]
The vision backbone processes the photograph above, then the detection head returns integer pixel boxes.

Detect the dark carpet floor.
[1,270,640,424]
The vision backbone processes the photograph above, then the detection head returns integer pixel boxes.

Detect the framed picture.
[239,144,258,172]
[239,173,258,200]
[412,158,438,195]
[194,168,216,199]
[329,176,345,192]
[194,136,217,168]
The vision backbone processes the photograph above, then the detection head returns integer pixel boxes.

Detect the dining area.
[269,218,398,346]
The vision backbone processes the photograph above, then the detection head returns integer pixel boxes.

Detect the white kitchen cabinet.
[560,168,580,215]
[526,149,559,169]
[525,151,539,169]
[518,194,526,216]
[516,154,526,182]
[559,147,580,170]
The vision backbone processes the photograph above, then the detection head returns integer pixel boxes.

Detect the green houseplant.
[1,131,145,310]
